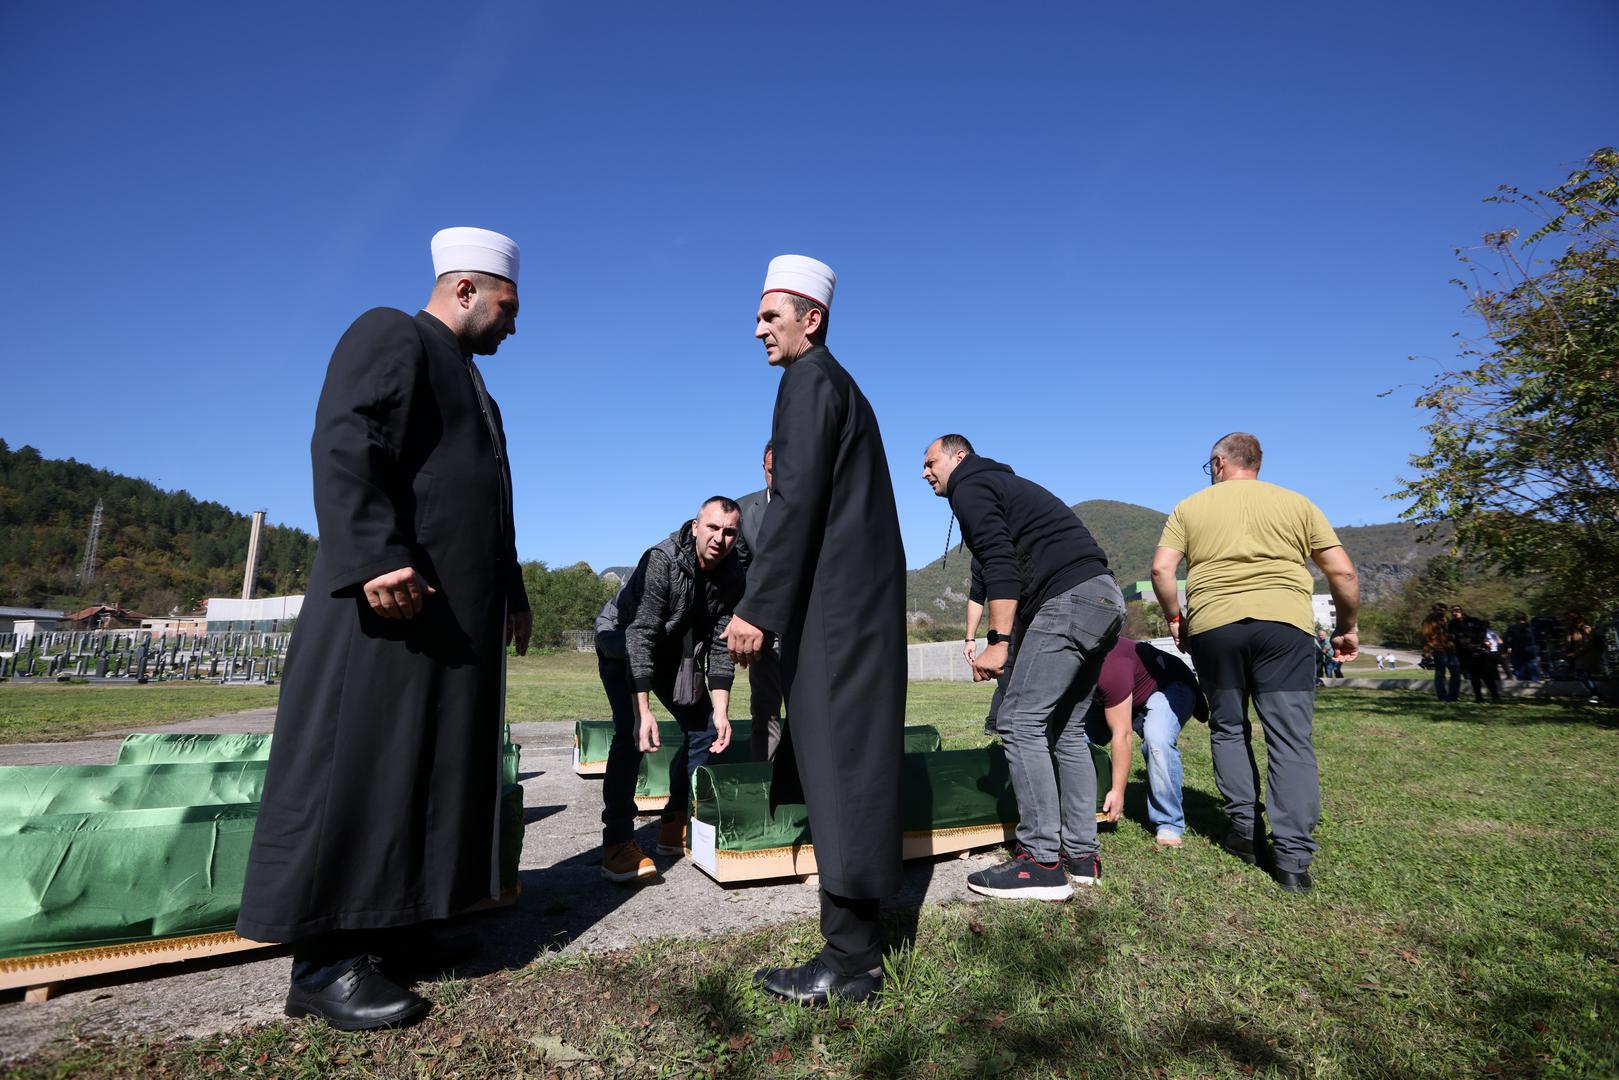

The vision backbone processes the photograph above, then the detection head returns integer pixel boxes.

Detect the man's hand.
[971,642,1009,682]
[1167,617,1186,652]
[506,610,532,655]
[710,714,732,755]
[362,566,436,620]
[1332,628,1360,663]
[722,616,765,667]
[963,638,977,665]
[637,707,661,753]
[1101,787,1125,824]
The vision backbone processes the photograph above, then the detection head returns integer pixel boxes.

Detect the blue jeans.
[1083,683,1194,837]
[1140,684,1194,836]
[1432,650,1461,701]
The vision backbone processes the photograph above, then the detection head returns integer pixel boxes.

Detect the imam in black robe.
[236,307,527,943]
[733,345,907,900]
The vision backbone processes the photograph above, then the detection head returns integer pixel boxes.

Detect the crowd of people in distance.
[1420,605,1608,704]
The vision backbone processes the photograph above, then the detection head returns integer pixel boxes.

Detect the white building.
[1312,593,1338,631]
[206,595,304,633]
[0,606,64,640]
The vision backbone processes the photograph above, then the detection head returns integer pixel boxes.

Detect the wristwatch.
[986,630,1013,646]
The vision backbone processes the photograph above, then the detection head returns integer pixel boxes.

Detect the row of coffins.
[572,718,1111,885]
[0,731,522,996]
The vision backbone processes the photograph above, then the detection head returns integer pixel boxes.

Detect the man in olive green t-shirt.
[1150,432,1360,894]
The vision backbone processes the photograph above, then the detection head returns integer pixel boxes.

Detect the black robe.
[733,346,906,899]
[236,308,527,943]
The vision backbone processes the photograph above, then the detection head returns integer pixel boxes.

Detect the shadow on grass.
[1326,690,1619,728]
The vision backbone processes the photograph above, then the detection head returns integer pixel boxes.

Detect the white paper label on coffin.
[690,819,717,874]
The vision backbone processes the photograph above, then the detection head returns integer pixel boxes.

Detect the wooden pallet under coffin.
[0,887,520,1001]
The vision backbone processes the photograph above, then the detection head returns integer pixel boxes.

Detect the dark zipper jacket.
[596,521,747,693]
[946,454,1110,618]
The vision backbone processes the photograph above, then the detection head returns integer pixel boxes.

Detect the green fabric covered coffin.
[0,744,526,962]
[117,728,525,787]
[0,761,267,817]
[0,803,261,960]
[571,719,946,806]
[685,743,1110,883]
[115,732,274,765]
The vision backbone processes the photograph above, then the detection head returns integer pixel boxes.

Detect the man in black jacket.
[923,434,1123,901]
[724,255,906,1007]
[595,497,746,881]
[239,227,529,1031]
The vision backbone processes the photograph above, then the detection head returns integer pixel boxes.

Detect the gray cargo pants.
[994,574,1124,864]
[1187,619,1320,873]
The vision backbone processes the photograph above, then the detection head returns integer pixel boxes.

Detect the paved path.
[0,710,996,1061]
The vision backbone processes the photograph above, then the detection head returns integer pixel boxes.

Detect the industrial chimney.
[242,510,266,600]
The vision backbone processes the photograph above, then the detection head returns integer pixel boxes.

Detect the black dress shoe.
[1220,831,1258,865]
[753,957,882,1007]
[1273,868,1313,894]
[285,955,430,1030]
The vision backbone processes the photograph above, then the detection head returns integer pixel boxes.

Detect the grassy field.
[7,684,1616,1078]
[0,682,282,744]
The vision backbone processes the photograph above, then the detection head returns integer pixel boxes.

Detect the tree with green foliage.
[1398,148,1619,611]
[519,560,618,649]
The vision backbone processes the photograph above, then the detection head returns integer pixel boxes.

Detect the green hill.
[0,440,316,615]
[906,498,1446,619]
[908,499,1171,619]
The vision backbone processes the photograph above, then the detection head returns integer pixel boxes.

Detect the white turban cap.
[761,254,835,310]
[431,227,520,285]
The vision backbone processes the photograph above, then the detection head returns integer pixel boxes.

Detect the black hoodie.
[946,454,1110,618]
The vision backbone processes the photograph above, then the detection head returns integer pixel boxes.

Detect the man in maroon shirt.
[1085,637,1204,846]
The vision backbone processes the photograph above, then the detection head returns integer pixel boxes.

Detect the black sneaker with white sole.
[966,848,1073,901]
[1062,851,1102,885]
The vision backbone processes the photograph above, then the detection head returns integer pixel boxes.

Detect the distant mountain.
[0,440,317,614]
[905,498,1445,620]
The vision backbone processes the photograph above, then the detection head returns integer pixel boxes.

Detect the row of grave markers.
[0,631,291,683]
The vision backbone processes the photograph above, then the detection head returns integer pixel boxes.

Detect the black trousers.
[818,889,882,975]
[1464,652,1502,702]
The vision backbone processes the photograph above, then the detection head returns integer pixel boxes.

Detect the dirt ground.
[0,713,996,1063]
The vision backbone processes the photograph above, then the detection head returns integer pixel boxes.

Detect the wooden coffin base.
[688,822,1025,885]
[1,885,520,1002]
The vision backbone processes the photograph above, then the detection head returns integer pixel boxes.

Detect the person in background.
[1504,613,1541,683]
[594,498,746,882]
[923,434,1122,900]
[736,442,785,761]
[1152,432,1360,894]
[1566,611,1606,704]
[1082,637,1205,847]
[1422,602,1461,702]
[1448,604,1501,704]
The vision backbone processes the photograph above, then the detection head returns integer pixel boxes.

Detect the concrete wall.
[908,636,1189,681]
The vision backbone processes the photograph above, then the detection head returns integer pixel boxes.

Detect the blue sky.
[2,2,1614,575]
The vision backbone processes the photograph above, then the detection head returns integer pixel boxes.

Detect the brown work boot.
[600,842,656,883]
[657,819,687,856]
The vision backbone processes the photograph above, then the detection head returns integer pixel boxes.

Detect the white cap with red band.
[761,254,835,310]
